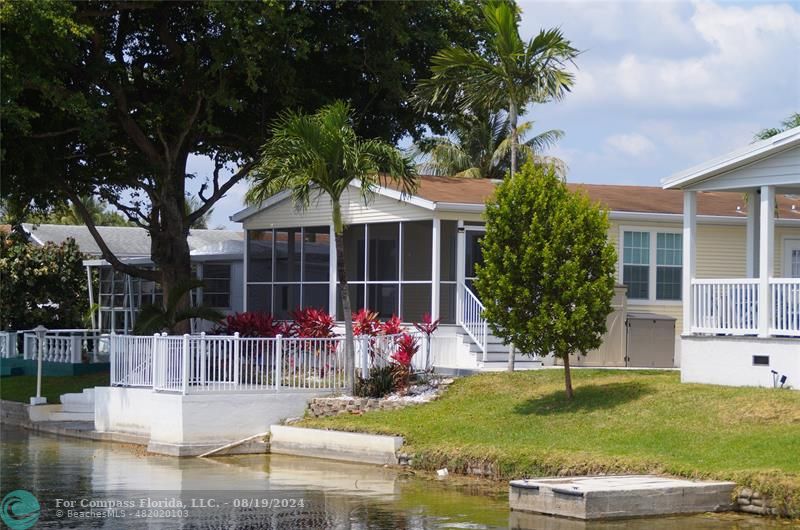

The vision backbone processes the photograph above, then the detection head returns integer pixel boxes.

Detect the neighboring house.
[19,223,245,333]
[663,126,800,388]
[231,172,800,373]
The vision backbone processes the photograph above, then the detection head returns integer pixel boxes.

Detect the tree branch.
[188,160,255,224]
[26,128,81,139]
[104,195,152,230]
[66,189,160,282]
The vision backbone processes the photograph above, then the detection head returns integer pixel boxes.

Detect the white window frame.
[618,225,683,305]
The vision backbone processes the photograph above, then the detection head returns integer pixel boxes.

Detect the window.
[656,233,682,300]
[623,231,650,299]
[202,263,231,308]
[622,229,682,302]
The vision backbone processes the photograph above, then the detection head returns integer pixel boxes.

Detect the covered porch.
[664,127,800,388]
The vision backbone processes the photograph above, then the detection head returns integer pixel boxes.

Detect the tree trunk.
[507,99,518,372]
[150,163,192,334]
[333,201,356,394]
[509,99,518,177]
[563,353,574,400]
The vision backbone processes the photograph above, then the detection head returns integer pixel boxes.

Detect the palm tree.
[753,112,800,141]
[133,279,224,335]
[414,111,566,179]
[245,100,416,393]
[414,0,578,178]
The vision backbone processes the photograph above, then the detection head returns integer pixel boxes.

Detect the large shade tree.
[413,110,565,179]
[414,0,578,178]
[1,0,485,331]
[246,100,416,393]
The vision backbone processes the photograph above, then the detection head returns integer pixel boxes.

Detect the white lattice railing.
[691,279,759,335]
[458,283,487,360]
[770,278,800,337]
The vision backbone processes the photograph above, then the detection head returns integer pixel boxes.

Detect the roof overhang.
[662,126,800,191]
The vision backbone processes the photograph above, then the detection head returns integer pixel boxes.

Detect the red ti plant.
[291,307,336,338]
[391,332,419,392]
[218,312,283,337]
[413,312,439,338]
[381,314,404,336]
[352,308,380,336]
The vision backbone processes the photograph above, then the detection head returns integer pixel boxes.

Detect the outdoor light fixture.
[30,325,48,405]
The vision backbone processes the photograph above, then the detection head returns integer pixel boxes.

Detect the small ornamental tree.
[475,163,617,399]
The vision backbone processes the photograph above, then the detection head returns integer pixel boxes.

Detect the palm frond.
[173,306,225,327]
[133,304,168,336]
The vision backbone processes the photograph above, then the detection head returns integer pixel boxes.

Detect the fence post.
[182,334,190,395]
[274,335,283,391]
[233,332,240,385]
[359,335,370,376]
[109,334,116,385]
[152,334,159,390]
[199,332,207,387]
[70,335,82,364]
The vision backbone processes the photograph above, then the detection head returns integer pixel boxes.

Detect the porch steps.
[462,332,543,371]
[55,388,95,421]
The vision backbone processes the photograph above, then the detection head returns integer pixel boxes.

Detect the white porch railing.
[354,332,430,374]
[458,283,487,360]
[691,279,759,335]
[0,331,18,358]
[110,334,154,387]
[770,279,800,337]
[21,330,106,363]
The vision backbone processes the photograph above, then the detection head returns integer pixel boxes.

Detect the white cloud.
[604,133,656,157]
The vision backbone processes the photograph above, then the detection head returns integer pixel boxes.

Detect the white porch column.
[455,221,465,324]
[430,218,441,321]
[682,191,696,334]
[746,190,759,278]
[758,185,775,337]
[329,224,338,320]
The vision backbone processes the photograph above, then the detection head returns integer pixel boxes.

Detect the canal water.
[0,426,785,529]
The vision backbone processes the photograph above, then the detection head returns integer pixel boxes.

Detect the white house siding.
[243,188,432,230]
[687,146,800,192]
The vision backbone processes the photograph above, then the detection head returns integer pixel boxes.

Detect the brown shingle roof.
[407,176,799,218]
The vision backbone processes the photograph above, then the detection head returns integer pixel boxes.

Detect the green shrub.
[354,365,399,398]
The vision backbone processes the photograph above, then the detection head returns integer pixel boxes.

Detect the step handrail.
[458,283,487,361]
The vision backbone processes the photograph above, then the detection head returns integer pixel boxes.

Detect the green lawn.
[0,371,110,403]
[301,370,800,515]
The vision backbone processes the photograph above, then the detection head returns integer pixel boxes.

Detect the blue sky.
[194,0,799,229]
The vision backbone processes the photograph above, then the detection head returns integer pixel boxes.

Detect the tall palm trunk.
[507,100,518,372]
[333,201,356,393]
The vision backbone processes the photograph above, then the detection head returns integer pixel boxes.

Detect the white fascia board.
[432,202,485,213]
[349,180,437,210]
[661,126,800,190]
[609,210,800,227]
[229,190,293,223]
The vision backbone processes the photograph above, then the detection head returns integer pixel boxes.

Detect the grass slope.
[301,370,800,515]
[0,372,109,403]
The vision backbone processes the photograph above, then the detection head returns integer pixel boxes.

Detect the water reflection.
[0,427,785,529]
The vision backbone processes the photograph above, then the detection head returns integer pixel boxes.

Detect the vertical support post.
[682,191,697,335]
[359,335,370,375]
[182,333,190,395]
[31,325,47,405]
[86,265,96,330]
[758,185,775,337]
[152,333,159,390]
[233,331,241,385]
[274,334,283,391]
[329,224,337,320]
[431,218,441,322]
[110,333,116,385]
[455,221,465,324]
[70,335,82,364]
[199,332,207,387]
[243,231,250,311]
[746,190,759,278]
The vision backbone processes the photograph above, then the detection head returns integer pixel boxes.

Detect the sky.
[193,0,800,230]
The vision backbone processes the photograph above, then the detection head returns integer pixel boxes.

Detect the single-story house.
[230,164,800,373]
[18,223,245,333]
[663,125,800,388]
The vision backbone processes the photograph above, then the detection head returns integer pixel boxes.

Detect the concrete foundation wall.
[270,425,403,465]
[681,336,799,388]
[94,387,323,455]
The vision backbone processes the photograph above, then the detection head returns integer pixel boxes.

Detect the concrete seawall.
[270,425,404,465]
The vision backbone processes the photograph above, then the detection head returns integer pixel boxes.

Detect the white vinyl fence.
[771,279,800,337]
[0,332,18,358]
[111,331,434,394]
[21,330,106,363]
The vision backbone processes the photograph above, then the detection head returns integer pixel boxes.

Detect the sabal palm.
[246,100,416,393]
[415,0,577,177]
[415,112,565,179]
